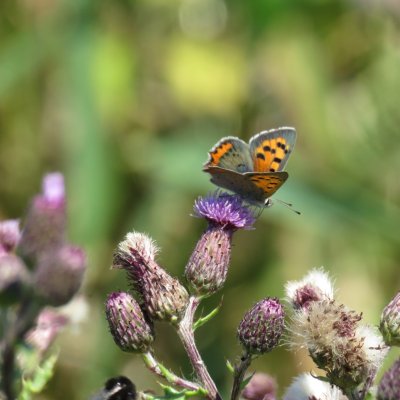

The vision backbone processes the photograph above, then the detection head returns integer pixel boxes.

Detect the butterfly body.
[203,127,296,206]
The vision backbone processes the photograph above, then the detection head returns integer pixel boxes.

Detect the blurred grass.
[1,0,400,398]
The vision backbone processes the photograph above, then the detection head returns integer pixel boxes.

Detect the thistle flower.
[290,299,388,391]
[0,220,21,255]
[113,231,189,323]
[283,373,346,400]
[19,173,66,260]
[377,358,400,400]
[285,268,334,310]
[185,192,255,296]
[34,245,86,306]
[106,292,154,353]
[26,308,69,354]
[238,298,284,355]
[242,372,277,400]
[380,291,400,347]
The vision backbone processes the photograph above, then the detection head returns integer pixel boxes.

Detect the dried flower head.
[238,298,284,355]
[193,191,255,230]
[34,245,86,306]
[0,220,21,255]
[106,292,154,353]
[19,172,66,260]
[285,268,334,310]
[113,231,189,323]
[242,372,277,400]
[290,299,388,391]
[377,358,400,400]
[283,373,346,400]
[380,291,400,347]
[185,192,254,296]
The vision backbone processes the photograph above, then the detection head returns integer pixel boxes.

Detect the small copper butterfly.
[203,127,297,207]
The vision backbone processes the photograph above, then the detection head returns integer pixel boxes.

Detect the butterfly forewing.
[249,127,296,173]
[203,137,253,173]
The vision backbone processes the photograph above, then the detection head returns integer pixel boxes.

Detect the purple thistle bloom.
[377,358,400,400]
[193,191,255,230]
[238,297,284,355]
[0,220,21,255]
[380,291,400,347]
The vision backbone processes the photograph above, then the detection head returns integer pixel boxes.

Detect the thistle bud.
[0,220,21,255]
[285,268,334,310]
[290,299,388,391]
[26,308,69,354]
[0,254,31,305]
[242,372,277,400]
[238,298,284,355]
[380,291,400,347]
[34,245,86,306]
[377,358,400,400]
[19,173,66,260]
[106,292,154,353]
[185,192,255,296]
[283,373,345,400]
[113,231,189,323]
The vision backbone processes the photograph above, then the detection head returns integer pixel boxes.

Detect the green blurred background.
[1,0,400,398]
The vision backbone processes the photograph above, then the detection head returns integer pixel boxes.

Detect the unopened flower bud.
[242,372,277,400]
[285,268,334,310]
[238,298,284,355]
[283,373,345,400]
[19,173,66,260]
[34,245,86,306]
[113,231,189,323]
[377,358,400,400]
[291,299,388,391]
[0,220,21,255]
[106,292,154,353]
[380,291,400,347]
[26,308,69,354]
[0,254,31,305]
[185,192,255,296]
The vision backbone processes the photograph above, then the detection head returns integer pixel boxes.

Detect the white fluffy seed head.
[283,373,345,400]
[285,267,335,309]
[118,231,159,263]
[357,325,389,371]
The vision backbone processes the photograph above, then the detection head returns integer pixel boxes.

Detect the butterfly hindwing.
[245,171,288,198]
[203,137,253,173]
[249,127,296,172]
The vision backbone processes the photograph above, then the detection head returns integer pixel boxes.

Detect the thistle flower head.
[19,172,66,259]
[26,308,69,354]
[290,299,388,391]
[0,220,21,255]
[113,231,189,323]
[377,358,400,400]
[242,372,277,400]
[380,291,400,347]
[106,292,154,353]
[238,297,284,355]
[283,373,345,400]
[193,191,255,230]
[34,245,86,306]
[285,268,334,310]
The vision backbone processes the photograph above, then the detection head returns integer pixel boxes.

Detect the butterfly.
[203,127,297,207]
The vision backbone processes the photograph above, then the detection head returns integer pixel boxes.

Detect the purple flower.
[106,292,154,353]
[185,192,255,296]
[0,220,21,255]
[242,372,277,400]
[193,191,255,230]
[238,298,284,355]
[19,173,66,259]
[377,358,400,400]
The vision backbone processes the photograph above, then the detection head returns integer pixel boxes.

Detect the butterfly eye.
[264,199,273,208]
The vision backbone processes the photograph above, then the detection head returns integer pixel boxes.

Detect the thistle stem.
[177,296,220,400]
[142,351,202,392]
[230,352,252,400]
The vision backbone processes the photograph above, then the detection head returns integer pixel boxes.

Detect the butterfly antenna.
[276,199,301,215]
